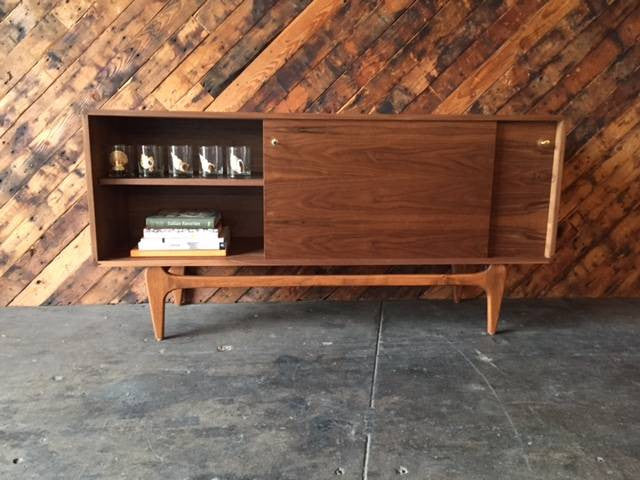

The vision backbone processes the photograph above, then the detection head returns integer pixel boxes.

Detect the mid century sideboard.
[83,111,565,340]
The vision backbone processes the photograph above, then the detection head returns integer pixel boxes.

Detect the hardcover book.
[132,227,230,257]
[138,238,226,250]
[130,248,227,257]
[142,228,223,239]
[145,210,221,229]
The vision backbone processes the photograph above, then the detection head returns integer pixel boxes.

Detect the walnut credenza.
[84,111,565,340]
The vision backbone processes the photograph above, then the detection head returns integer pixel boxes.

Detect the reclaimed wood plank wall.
[1,0,639,306]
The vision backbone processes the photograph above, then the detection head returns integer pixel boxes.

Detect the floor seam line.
[369,300,384,409]
[362,433,372,480]
[363,300,384,480]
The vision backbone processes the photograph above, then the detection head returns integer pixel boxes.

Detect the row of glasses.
[108,144,252,178]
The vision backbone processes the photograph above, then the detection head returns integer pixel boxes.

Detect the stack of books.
[130,210,229,257]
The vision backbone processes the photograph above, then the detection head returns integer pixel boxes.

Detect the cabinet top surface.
[85,109,562,123]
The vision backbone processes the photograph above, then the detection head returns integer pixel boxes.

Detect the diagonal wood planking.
[0,0,639,307]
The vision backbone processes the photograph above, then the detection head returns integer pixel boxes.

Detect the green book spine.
[145,217,218,229]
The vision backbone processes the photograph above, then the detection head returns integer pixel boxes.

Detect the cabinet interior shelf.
[103,237,266,267]
[99,177,264,187]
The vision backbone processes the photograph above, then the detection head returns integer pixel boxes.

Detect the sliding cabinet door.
[489,121,562,259]
[263,120,497,260]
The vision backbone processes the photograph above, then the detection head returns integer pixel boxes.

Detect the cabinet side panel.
[489,121,558,258]
[264,120,496,260]
[545,120,566,257]
[83,115,99,261]
[86,116,129,261]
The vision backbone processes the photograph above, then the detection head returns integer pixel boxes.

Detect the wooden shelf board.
[87,109,562,123]
[99,177,264,187]
[98,254,550,268]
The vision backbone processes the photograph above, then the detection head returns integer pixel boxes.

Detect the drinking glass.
[226,146,251,178]
[138,145,164,177]
[198,145,224,177]
[108,144,135,177]
[168,145,193,177]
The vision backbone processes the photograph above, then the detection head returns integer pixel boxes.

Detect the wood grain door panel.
[264,120,497,259]
[489,122,558,257]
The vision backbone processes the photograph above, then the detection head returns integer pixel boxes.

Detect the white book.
[138,239,226,250]
[141,234,224,244]
[138,227,229,251]
[143,228,222,239]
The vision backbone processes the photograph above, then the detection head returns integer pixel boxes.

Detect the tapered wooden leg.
[451,265,462,303]
[145,267,169,341]
[484,265,507,335]
[170,267,186,305]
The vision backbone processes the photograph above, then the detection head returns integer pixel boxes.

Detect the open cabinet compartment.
[86,114,264,177]
[97,186,263,261]
[85,113,264,263]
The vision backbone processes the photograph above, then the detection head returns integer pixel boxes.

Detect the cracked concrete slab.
[0,301,379,480]
[367,299,640,480]
[1,299,639,479]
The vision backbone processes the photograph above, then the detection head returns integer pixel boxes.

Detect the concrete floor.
[1,299,639,479]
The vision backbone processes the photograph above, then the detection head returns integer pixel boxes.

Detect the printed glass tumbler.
[198,145,224,177]
[108,144,135,177]
[138,145,164,177]
[168,145,193,177]
[226,146,251,178]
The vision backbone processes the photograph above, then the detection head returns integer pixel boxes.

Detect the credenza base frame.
[144,265,507,341]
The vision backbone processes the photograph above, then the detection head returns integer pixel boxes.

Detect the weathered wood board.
[1,0,639,306]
